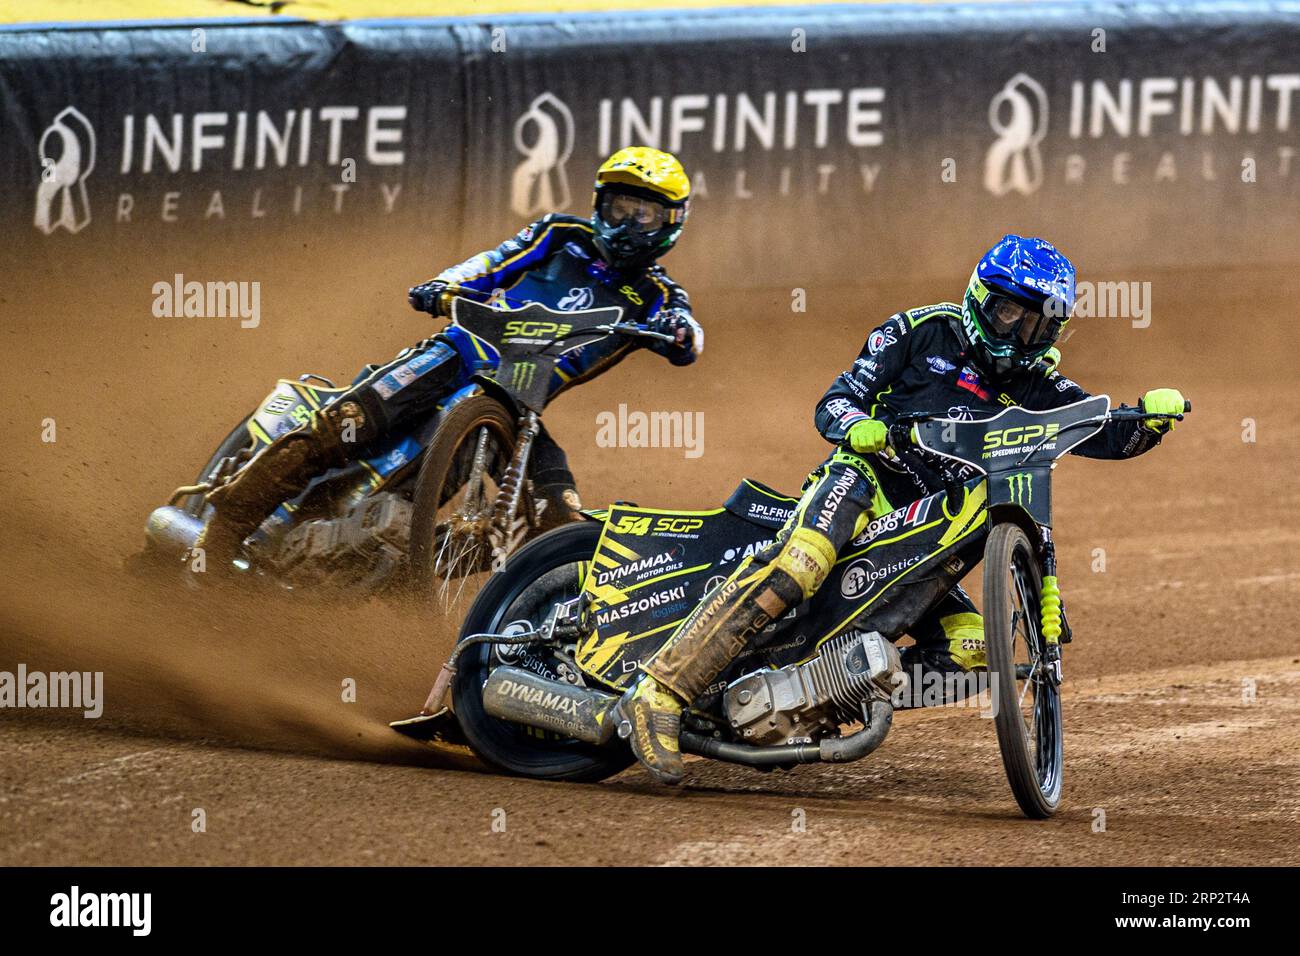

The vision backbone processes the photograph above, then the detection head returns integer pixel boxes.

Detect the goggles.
[598,192,679,234]
[985,296,1066,351]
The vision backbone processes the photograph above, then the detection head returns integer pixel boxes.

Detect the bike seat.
[724,479,798,530]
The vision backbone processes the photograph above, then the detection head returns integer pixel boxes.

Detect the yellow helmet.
[591,146,690,270]
[595,146,691,202]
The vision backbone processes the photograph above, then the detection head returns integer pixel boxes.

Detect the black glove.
[649,308,703,356]
[408,279,451,316]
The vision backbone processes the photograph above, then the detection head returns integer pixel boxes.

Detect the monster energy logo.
[509,361,537,390]
[1006,471,1033,505]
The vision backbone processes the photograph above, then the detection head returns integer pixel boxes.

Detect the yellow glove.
[1142,388,1186,433]
[847,418,889,454]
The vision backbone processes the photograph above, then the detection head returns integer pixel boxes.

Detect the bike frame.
[571,397,1126,703]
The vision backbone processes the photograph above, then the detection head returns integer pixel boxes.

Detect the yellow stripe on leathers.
[810,480,988,657]
[578,629,634,675]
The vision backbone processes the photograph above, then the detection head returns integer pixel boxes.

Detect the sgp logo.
[610,514,704,536]
[983,422,1060,453]
[654,517,704,534]
[504,319,573,339]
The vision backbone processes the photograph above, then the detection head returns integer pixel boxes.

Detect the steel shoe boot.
[615,676,686,785]
[192,401,367,575]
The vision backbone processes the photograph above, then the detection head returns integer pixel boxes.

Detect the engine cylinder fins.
[722,631,902,747]
[273,492,413,587]
[812,629,904,724]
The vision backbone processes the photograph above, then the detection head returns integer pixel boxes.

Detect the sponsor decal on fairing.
[839,553,924,599]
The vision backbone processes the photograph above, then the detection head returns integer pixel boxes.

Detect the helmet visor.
[598,192,676,235]
[986,296,1064,351]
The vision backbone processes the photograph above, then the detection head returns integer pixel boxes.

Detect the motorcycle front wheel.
[983,522,1063,819]
[408,394,519,611]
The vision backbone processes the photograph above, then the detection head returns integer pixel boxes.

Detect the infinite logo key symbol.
[511,92,575,217]
[984,74,1048,197]
[557,286,594,311]
[34,106,96,234]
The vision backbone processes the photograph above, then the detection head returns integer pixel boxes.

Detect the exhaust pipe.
[681,699,894,768]
[143,505,204,558]
[482,666,620,745]
[483,664,895,766]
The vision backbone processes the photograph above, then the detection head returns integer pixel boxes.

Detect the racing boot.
[530,448,581,533]
[532,480,583,533]
[617,527,836,783]
[615,675,686,785]
[192,399,373,576]
[897,610,987,708]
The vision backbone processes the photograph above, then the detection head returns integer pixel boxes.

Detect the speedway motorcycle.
[394,395,1188,818]
[136,292,673,606]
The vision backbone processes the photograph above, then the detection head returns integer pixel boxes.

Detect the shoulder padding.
[902,301,962,329]
[542,212,594,231]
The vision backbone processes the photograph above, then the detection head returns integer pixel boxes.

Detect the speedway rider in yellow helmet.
[193,147,702,572]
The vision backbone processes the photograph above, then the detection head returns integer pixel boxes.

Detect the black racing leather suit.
[815,302,1163,492]
[641,299,1165,719]
[803,301,1163,692]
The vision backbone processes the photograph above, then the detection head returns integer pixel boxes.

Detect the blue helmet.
[962,234,1076,378]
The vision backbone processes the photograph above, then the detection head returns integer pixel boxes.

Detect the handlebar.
[440,284,522,310]
[887,421,919,452]
[888,400,1191,452]
[1136,397,1191,414]
[883,399,1191,496]
[441,284,677,346]
[582,323,677,344]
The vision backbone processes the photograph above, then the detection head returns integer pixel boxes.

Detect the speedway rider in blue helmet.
[617,234,1188,784]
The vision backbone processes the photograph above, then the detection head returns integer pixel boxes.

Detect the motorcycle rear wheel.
[983,522,1063,819]
[182,413,255,517]
[451,521,634,783]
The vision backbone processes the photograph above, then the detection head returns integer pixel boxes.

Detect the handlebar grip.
[1137,397,1192,414]
[887,422,915,450]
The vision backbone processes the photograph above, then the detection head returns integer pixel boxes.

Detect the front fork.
[1038,527,1065,686]
[487,409,540,570]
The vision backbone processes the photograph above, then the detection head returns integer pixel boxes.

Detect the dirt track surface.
[2,237,1298,865]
